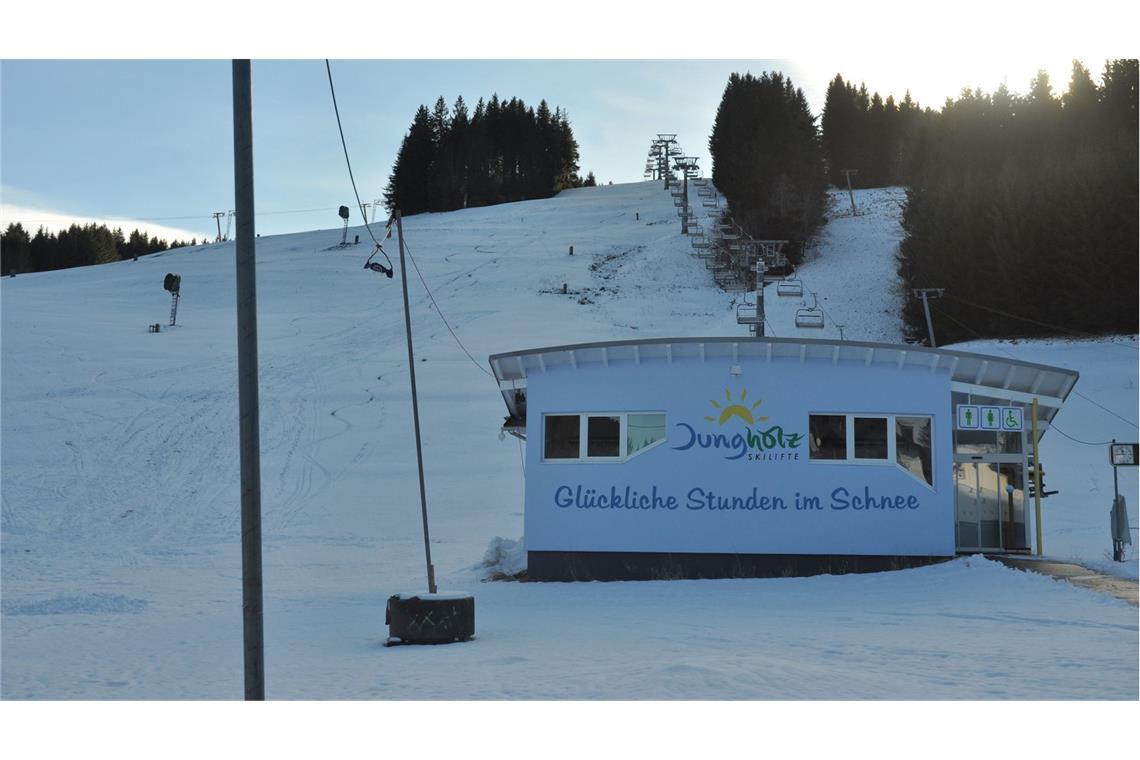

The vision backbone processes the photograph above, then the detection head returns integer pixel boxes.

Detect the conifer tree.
[709,71,827,261]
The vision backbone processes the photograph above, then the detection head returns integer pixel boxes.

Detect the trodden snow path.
[2,181,1136,698]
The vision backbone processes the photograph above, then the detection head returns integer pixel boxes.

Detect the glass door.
[976,463,1003,550]
[998,463,1028,550]
[955,460,1028,552]
[954,462,981,550]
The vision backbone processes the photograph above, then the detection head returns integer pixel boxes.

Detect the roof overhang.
[488,336,1080,433]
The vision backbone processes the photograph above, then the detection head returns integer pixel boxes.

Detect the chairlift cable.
[324,59,393,273]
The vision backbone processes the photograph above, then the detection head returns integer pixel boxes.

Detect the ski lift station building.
[489,337,1079,581]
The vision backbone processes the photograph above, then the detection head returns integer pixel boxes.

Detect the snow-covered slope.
[2,182,1135,699]
[764,187,908,342]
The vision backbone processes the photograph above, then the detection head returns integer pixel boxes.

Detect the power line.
[1046,425,1114,447]
[401,238,495,380]
[1071,390,1138,429]
[943,293,1138,349]
[933,304,1138,429]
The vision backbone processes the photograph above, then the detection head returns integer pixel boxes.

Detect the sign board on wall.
[525,359,956,558]
[955,404,1022,431]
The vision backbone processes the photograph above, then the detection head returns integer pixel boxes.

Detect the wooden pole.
[920,291,936,348]
[395,211,437,594]
[232,58,265,701]
[842,169,858,215]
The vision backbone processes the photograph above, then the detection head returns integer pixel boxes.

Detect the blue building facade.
[490,338,1078,581]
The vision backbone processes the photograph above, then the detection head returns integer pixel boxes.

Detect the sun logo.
[705,388,768,426]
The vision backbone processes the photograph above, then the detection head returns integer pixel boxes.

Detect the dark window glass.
[854,417,888,459]
[809,415,846,460]
[896,416,933,486]
[587,416,621,458]
[627,413,666,455]
[544,415,580,459]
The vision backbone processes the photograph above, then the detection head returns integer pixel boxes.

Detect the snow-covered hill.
[2,182,1136,699]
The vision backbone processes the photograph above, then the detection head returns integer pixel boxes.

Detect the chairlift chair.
[795,308,826,328]
[777,278,804,297]
[736,302,761,325]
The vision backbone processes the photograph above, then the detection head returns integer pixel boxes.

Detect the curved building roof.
[488,336,1079,431]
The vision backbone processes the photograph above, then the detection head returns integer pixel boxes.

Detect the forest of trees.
[383,94,591,215]
[896,59,1138,343]
[820,76,933,187]
[1,222,196,275]
[708,72,828,264]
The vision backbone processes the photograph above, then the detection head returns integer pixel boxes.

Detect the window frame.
[808,411,935,489]
[851,415,891,462]
[540,411,668,464]
[808,413,848,461]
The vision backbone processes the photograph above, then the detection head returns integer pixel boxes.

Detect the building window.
[544,415,580,460]
[896,416,933,486]
[627,413,667,455]
[587,415,621,458]
[809,415,847,460]
[810,412,935,488]
[542,412,667,462]
[853,417,889,460]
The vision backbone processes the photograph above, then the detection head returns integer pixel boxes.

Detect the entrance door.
[954,461,1028,552]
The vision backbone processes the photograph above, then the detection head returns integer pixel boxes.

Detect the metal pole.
[1112,438,1121,560]
[920,291,936,348]
[232,59,264,701]
[843,169,857,215]
[681,170,689,235]
[1031,398,1043,557]
[395,211,437,595]
[1112,439,1119,503]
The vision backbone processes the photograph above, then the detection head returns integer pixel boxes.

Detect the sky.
[0,55,1127,241]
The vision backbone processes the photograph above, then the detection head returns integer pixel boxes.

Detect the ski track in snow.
[1,182,1135,699]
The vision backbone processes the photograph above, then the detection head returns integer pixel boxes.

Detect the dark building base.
[526,550,950,582]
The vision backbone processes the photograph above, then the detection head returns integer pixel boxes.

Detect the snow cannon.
[338,205,350,246]
[162,273,181,327]
[385,592,474,646]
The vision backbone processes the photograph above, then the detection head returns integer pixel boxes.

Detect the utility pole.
[840,169,859,216]
[395,211,437,595]
[232,59,265,701]
[911,288,944,347]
